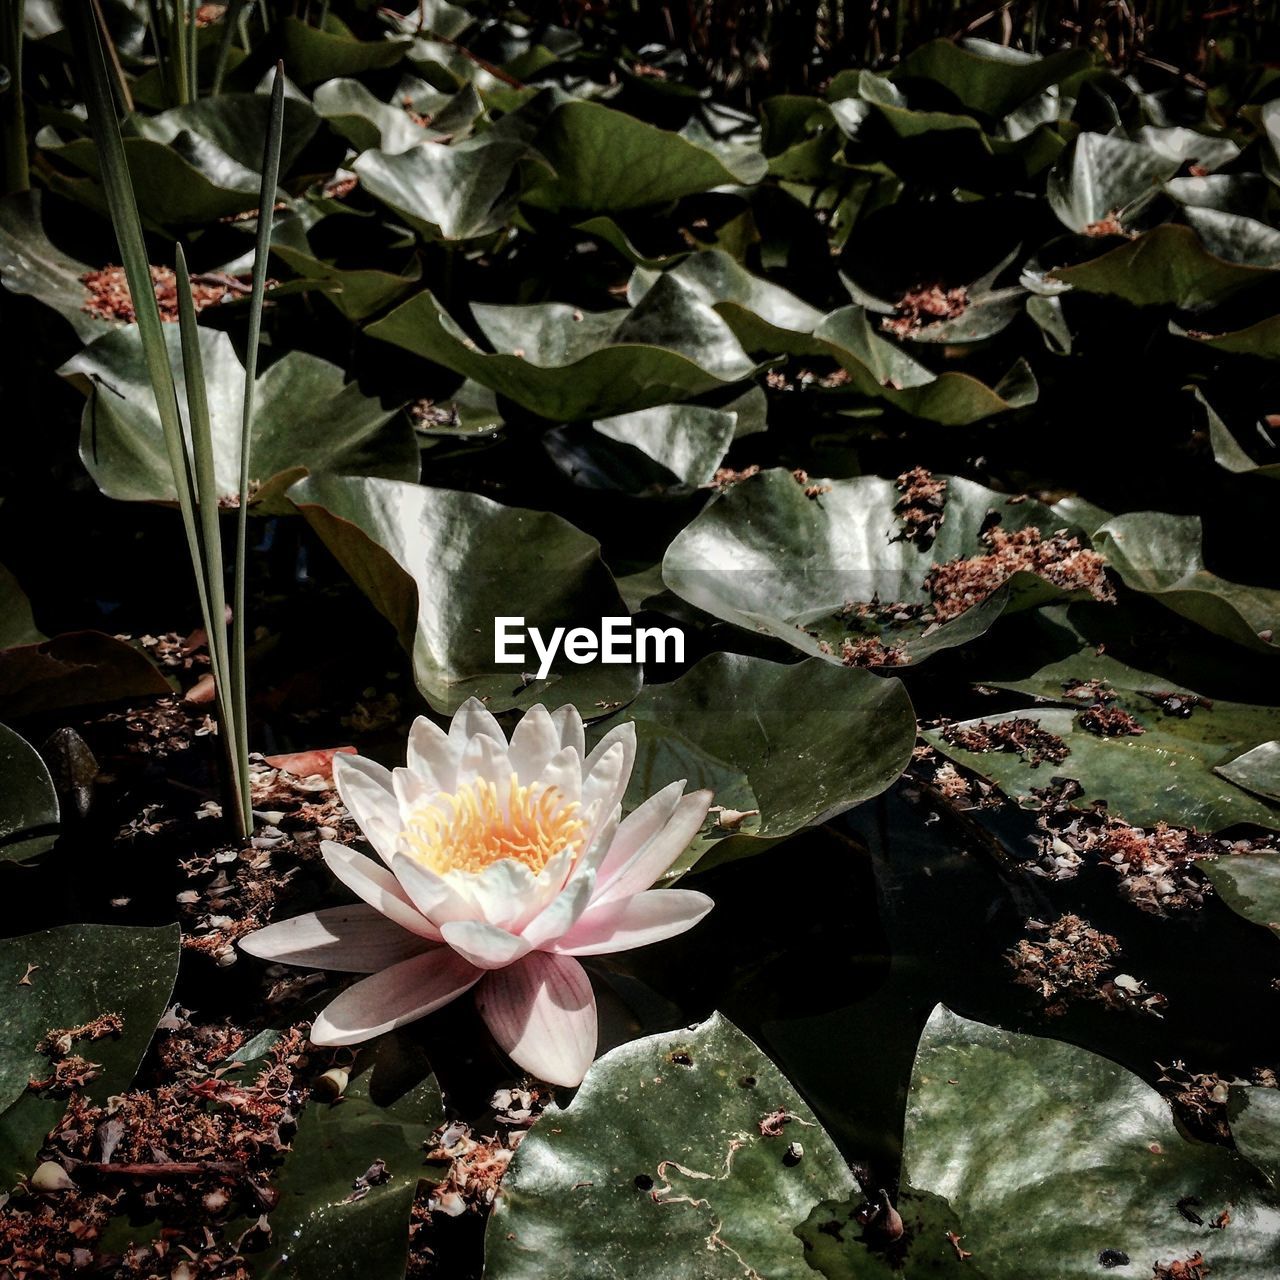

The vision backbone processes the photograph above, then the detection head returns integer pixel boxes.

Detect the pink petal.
[521,870,597,950]
[553,890,713,956]
[331,754,401,864]
[450,697,506,749]
[240,905,433,972]
[595,789,713,903]
[310,948,481,1046]
[407,714,459,793]
[507,704,560,784]
[390,852,479,926]
[592,780,685,887]
[440,920,533,969]
[322,841,441,940]
[550,704,585,760]
[475,952,597,1087]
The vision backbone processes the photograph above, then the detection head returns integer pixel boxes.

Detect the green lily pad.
[1095,512,1280,655]
[354,134,531,242]
[0,924,180,1185]
[485,1013,856,1280]
[663,470,1099,666]
[290,473,641,714]
[926,706,1278,832]
[0,191,113,341]
[523,99,766,214]
[1217,743,1280,803]
[899,1005,1280,1278]
[1052,224,1277,310]
[0,722,58,864]
[0,632,170,721]
[1230,1086,1280,1189]
[0,561,44,650]
[610,651,916,875]
[1047,132,1179,234]
[280,14,412,85]
[1179,313,1280,364]
[314,77,483,153]
[271,239,421,321]
[367,274,766,421]
[259,1036,444,1279]
[61,324,417,513]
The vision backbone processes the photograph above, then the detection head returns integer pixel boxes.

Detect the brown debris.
[791,469,832,499]
[37,1014,124,1060]
[1006,913,1166,1016]
[708,464,761,491]
[80,265,239,325]
[1083,213,1127,237]
[1061,677,1116,703]
[894,467,947,547]
[1152,1253,1210,1280]
[1080,704,1145,737]
[410,398,462,430]
[924,524,1114,623]
[839,635,909,667]
[881,283,968,338]
[940,716,1070,768]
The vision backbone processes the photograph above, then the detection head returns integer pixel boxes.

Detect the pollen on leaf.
[399,775,585,876]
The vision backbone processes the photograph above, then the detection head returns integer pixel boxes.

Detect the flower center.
[399,774,585,877]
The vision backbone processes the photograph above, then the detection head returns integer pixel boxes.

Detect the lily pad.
[290,473,641,714]
[62,324,417,513]
[1230,1086,1280,1189]
[609,651,916,874]
[926,706,1278,832]
[1047,132,1179,234]
[259,1036,445,1279]
[1217,743,1280,803]
[0,561,44,650]
[280,14,412,85]
[1095,512,1280,655]
[271,239,422,321]
[367,274,766,421]
[0,722,59,864]
[485,1013,856,1280]
[663,470,1100,666]
[899,1005,1280,1278]
[523,99,766,214]
[0,924,180,1184]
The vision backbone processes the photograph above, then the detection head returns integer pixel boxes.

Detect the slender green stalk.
[211,0,247,95]
[1,0,28,195]
[144,0,171,105]
[70,7,252,834]
[174,246,248,832]
[186,0,199,100]
[170,0,190,104]
[91,0,134,113]
[229,62,285,835]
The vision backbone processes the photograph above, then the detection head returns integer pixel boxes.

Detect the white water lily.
[240,699,713,1087]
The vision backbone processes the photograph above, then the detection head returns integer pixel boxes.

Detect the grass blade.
[229,61,285,835]
[174,246,248,832]
[211,0,247,95]
[1,0,28,195]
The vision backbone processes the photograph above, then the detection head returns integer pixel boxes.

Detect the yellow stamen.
[400,774,585,876]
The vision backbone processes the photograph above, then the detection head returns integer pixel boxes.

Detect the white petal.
[440,920,533,969]
[508,704,560,784]
[583,722,635,805]
[310,948,481,1046]
[475,952,597,1087]
[322,841,440,940]
[390,851,480,926]
[592,780,686,888]
[331,754,401,864]
[450,697,507,749]
[539,744,583,806]
[522,869,596,949]
[579,738,631,842]
[464,857,542,930]
[239,905,434,972]
[456,732,511,792]
[550,704,585,760]
[595,789,712,903]
[392,764,433,815]
[407,714,459,793]
[553,890,713,956]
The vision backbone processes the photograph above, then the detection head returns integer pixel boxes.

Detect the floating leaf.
[1047,132,1178,234]
[0,632,169,721]
[1095,512,1280,655]
[0,722,58,864]
[0,560,44,650]
[0,924,180,1183]
[1230,1086,1280,1189]
[290,474,640,714]
[663,469,1097,666]
[62,324,417,512]
[899,1006,1280,1278]
[259,1037,444,1279]
[485,1013,856,1280]
[314,78,482,153]
[280,14,412,85]
[367,274,765,421]
[608,651,915,875]
[523,99,766,214]
[271,238,421,321]
[1217,742,1280,803]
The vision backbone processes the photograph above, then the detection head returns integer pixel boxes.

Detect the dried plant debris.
[80,266,245,325]
[1079,704,1145,736]
[28,1014,125,1096]
[940,716,1070,767]
[894,467,947,547]
[2,1024,316,1279]
[1152,1252,1211,1280]
[881,284,969,338]
[1156,1061,1278,1143]
[924,524,1114,623]
[1006,914,1166,1016]
[1061,677,1117,703]
[1083,213,1128,238]
[409,398,463,430]
[791,469,832,498]
[838,635,909,667]
[708,464,761,491]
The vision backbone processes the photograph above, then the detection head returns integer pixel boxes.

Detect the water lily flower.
[240,699,713,1087]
